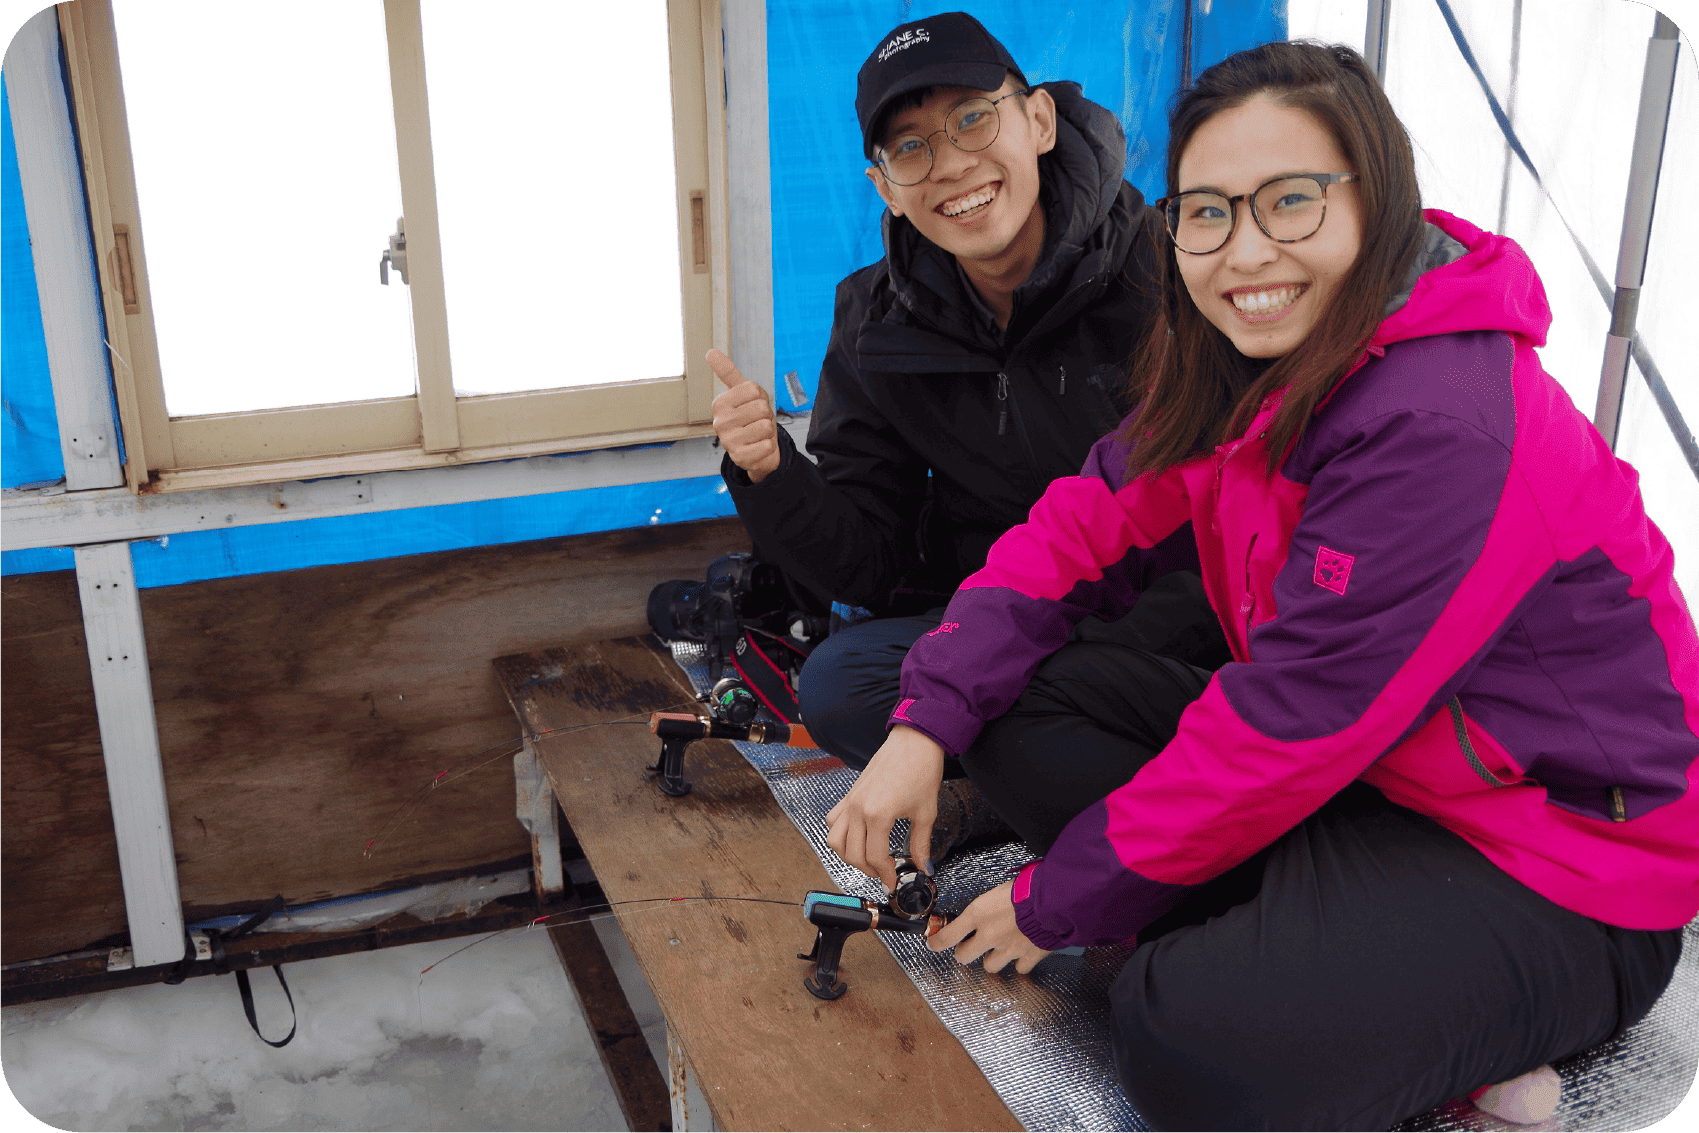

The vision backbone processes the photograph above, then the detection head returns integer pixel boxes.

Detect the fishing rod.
[420,861,944,1000]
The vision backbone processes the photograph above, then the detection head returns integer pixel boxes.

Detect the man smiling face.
[864,79,1057,279]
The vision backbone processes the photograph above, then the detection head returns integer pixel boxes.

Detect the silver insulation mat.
[667,644,1697,1130]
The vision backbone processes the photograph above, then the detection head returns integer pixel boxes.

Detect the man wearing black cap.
[709,12,1225,847]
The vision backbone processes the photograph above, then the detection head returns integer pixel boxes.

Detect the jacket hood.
[880,81,1131,333]
[1374,210,1553,351]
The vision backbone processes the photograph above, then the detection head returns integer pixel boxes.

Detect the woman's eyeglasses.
[1157,173,1359,255]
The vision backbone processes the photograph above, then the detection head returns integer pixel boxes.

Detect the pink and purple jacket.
[892,210,1699,950]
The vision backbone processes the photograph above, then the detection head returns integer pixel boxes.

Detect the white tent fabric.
[1290,0,1698,608]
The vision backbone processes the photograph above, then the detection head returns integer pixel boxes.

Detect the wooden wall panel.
[1,517,747,963]
[1,571,127,963]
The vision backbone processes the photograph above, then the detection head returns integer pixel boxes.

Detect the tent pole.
[1364,0,1391,82]
[1594,14,1679,450]
[1494,0,1523,235]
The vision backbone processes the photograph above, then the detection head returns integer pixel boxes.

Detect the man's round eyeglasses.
[872,90,1032,186]
[1156,173,1359,255]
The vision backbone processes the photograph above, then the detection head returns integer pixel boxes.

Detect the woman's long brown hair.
[1120,41,1426,478]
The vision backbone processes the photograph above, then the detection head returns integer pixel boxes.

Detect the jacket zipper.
[995,369,1045,499]
[1241,532,1259,645]
[1058,366,1066,396]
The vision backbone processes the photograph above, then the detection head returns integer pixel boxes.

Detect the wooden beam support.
[514,741,565,900]
[546,915,672,1133]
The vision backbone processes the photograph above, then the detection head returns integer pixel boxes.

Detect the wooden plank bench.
[495,636,1021,1132]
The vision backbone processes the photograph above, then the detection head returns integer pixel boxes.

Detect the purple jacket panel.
[1279,330,1517,489]
[895,586,1085,754]
[1461,545,1695,820]
[1079,424,1139,492]
[1010,797,1192,949]
[1060,521,1202,620]
[1382,558,1565,755]
[1219,334,1514,742]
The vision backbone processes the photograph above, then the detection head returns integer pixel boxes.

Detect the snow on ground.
[1,929,626,1132]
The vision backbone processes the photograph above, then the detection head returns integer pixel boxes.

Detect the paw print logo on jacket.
[1313,547,1355,595]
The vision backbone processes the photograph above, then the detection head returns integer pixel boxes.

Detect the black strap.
[731,628,807,725]
[223,895,288,945]
[219,895,297,1047]
[235,964,297,1048]
[1449,697,1526,788]
[156,894,298,1045]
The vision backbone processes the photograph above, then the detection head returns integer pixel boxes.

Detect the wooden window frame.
[58,0,726,494]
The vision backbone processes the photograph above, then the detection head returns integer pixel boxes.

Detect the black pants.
[965,639,1684,1130]
[797,571,1233,770]
[798,584,1681,1128]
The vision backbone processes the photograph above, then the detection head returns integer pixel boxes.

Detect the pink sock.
[1469,1065,1561,1125]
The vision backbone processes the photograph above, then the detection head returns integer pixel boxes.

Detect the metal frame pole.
[1594,13,1680,449]
[1494,0,1524,235]
[1365,0,1392,82]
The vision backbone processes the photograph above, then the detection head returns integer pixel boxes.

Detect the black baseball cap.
[856,12,1027,159]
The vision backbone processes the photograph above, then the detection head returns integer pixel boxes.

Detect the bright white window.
[112,1,415,416]
[64,0,720,491]
[421,0,686,396]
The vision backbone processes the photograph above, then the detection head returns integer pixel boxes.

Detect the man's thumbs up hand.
[709,349,781,483]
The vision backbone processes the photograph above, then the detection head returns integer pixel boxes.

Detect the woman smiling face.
[1174,95,1364,358]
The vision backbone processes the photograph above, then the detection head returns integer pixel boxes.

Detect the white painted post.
[3,9,125,490]
[723,0,778,407]
[73,542,184,967]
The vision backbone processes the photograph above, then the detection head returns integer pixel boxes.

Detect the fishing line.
[418,895,802,974]
[363,700,701,857]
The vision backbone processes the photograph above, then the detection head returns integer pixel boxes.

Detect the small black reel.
[798,869,944,1001]
[708,676,759,726]
[889,857,937,921]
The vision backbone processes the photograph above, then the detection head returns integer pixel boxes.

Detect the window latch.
[379,218,408,285]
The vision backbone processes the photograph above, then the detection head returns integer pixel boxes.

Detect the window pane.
[421,0,685,396]
[113,1,415,416]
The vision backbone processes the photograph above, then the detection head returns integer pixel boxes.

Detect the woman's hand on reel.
[826,725,946,890]
[929,880,1053,975]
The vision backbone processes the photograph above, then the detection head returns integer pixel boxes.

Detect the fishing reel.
[706,676,759,727]
[798,858,942,1000]
[645,701,816,796]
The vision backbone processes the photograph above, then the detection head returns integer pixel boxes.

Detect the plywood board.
[495,637,1021,1132]
[2,518,748,963]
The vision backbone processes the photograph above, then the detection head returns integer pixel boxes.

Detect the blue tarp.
[766,0,1286,409]
[0,474,736,587]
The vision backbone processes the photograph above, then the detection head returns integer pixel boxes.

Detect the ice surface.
[1,929,625,1132]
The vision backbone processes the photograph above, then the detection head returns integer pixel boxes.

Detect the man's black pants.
[798,601,1682,1130]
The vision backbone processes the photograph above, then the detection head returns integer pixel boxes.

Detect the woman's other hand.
[826,725,945,889]
[929,880,1053,975]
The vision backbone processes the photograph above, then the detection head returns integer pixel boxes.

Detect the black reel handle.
[645,711,814,796]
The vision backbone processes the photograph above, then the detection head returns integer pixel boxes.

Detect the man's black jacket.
[725,82,1164,614]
